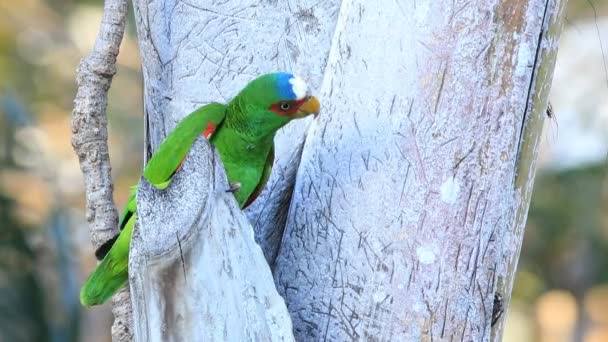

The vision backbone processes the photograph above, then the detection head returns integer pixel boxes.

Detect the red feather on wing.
[173,121,218,174]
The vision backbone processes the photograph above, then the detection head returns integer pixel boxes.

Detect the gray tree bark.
[273,0,565,341]
[84,0,565,340]
[70,0,133,340]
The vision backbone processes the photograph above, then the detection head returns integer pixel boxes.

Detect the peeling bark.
[130,139,294,342]
[273,0,565,341]
[70,0,132,340]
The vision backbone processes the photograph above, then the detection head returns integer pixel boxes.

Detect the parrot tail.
[80,213,135,306]
[95,234,118,260]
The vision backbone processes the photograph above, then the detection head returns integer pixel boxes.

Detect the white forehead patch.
[289,76,308,100]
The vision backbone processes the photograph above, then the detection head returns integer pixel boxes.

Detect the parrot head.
[229,72,320,135]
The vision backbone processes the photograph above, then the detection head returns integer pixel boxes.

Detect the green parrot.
[80,72,320,306]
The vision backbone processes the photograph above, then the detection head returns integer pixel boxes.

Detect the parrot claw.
[227,182,241,193]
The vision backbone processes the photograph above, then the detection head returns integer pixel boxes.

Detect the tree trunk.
[127,0,565,341]
[128,0,339,340]
[272,0,565,341]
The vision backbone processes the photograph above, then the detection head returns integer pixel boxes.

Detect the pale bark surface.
[70,0,133,340]
[130,0,341,264]
[71,0,125,253]
[130,139,294,342]
[273,0,565,341]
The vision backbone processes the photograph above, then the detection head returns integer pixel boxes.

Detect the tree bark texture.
[129,139,294,342]
[273,0,565,341]
[70,0,133,340]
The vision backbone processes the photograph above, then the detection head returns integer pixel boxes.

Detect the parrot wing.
[143,102,226,189]
[80,210,135,306]
[94,186,137,260]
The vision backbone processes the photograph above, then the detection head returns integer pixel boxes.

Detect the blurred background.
[0,0,606,341]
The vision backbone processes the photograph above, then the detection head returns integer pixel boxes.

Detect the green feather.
[80,210,134,306]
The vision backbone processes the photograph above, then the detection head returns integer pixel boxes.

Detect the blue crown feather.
[274,72,297,100]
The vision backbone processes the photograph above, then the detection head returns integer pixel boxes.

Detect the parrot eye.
[279,102,292,111]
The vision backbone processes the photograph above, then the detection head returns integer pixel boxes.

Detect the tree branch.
[70,0,132,340]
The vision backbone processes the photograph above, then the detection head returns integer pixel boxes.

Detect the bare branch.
[70,0,132,340]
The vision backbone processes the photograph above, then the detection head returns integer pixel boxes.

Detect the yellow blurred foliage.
[586,327,608,342]
[0,170,51,225]
[536,290,578,342]
[37,103,75,159]
[584,285,608,324]
[503,301,534,342]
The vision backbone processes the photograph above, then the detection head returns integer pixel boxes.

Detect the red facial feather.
[269,98,307,116]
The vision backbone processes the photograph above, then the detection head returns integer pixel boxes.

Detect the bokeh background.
[0,0,606,341]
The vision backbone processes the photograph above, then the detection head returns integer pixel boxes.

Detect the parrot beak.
[295,96,320,118]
